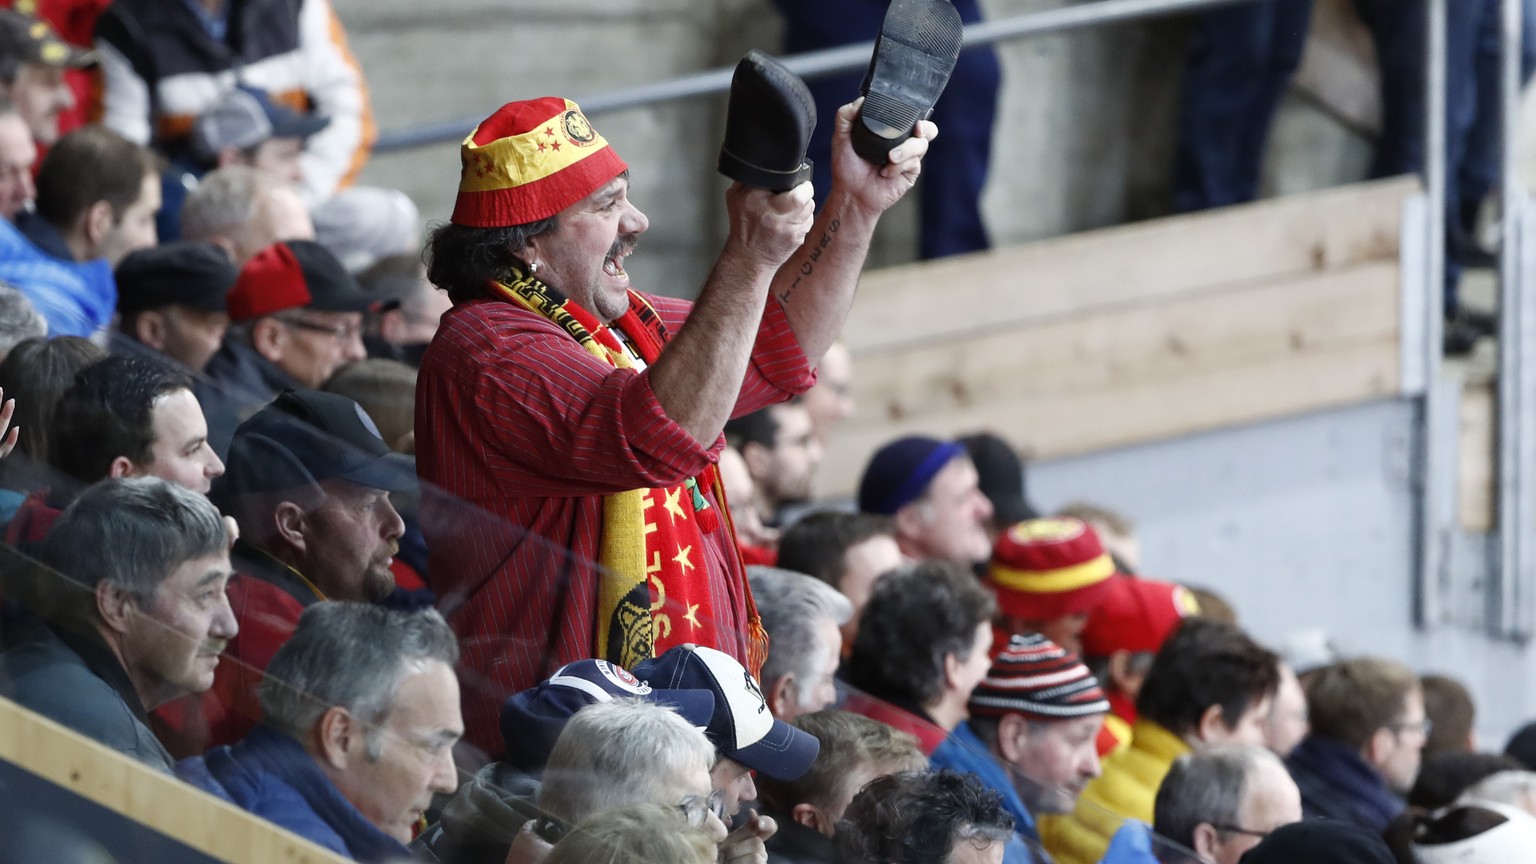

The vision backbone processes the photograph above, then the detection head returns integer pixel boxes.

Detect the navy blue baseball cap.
[499,659,716,776]
[634,644,820,781]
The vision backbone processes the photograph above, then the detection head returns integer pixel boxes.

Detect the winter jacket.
[1286,735,1405,831]
[412,762,541,864]
[178,724,410,862]
[94,0,374,203]
[0,622,174,771]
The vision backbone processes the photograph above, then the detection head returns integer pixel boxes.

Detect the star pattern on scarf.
[683,603,700,630]
[663,487,688,523]
[672,543,695,574]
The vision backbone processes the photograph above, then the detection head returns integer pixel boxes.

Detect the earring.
[529,261,540,275]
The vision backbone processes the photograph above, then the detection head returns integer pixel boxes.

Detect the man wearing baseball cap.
[857,434,995,567]
[0,10,94,147]
[415,94,935,756]
[154,387,411,757]
[199,239,391,456]
[635,644,822,821]
[1077,574,1200,756]
[416,658,716,864]
[115,241,237,374]
[931,634,1110,864]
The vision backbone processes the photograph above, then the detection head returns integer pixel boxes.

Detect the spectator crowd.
[0,2,1534,864]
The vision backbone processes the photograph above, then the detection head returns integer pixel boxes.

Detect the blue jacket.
[931,721,1041,864]
[1286,735,1405,831]
[178,724,410,863]
[0,214,114,337]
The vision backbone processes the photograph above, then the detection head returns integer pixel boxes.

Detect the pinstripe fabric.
[415,293,814,756]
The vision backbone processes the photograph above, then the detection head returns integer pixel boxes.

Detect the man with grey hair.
[0,476,236,771]
[179,602,462,861]
[1149,744,1302,864]
[0,282,44,361]
[512,698,769,864]
[180,165,315,265]
[749,565,854,722]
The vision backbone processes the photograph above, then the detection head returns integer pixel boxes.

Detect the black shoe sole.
[852,0,963,165]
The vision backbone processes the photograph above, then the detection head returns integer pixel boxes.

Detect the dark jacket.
[0,623,174,772]
[765,820,836,864]
[412,762,540,864]
[1287,734,1405,831]
[179,724,410,863]
[197,338,300,458]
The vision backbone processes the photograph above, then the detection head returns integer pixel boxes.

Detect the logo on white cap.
[691,646,773,748]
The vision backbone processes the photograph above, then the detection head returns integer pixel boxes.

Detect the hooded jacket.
[412,762,541,864]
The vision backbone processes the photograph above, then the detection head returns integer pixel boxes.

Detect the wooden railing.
[816,175,1418,497]
[0,696,349,863]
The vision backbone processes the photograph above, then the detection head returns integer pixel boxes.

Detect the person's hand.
[828,98,937,218]
[724,182,816,271]
[0,391,18,460]
[719,810,775,864]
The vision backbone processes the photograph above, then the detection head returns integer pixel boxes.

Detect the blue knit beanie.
[857,435,966,515]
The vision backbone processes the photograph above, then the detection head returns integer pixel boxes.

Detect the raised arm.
[774,100,937,362]
[646,183,816,446]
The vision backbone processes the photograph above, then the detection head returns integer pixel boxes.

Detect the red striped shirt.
[415,293,814,756]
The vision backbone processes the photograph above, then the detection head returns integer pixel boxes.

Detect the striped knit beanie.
[968,634,1110,721]
[452,97,628,227]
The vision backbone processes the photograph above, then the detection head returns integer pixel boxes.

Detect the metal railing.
[372,0,1528,637]
[374,0,1256,153]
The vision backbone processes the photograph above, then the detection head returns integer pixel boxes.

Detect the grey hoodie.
[413,763,542,864]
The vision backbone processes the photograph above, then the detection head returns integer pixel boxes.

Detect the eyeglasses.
[1207,823,1271,840]
[677,789,727,828]
[1391,717,1433,738]
[277,315,362,341]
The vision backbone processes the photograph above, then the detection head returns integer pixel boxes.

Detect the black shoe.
[851,0,964,165]
[1444,316,1484,356]
[717,50,816,193]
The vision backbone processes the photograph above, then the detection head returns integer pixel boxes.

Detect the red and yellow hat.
[451,97,628,228]
[986,517,1118,621]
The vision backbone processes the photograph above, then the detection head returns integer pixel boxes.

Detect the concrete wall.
[332,0,1377,296]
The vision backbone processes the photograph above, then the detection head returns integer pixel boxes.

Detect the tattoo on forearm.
[777,219,839,306]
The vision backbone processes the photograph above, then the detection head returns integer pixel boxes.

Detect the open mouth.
[603,238,636,278]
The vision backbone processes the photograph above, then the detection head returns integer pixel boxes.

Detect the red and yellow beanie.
[451,97,628,228]
[986,517,1118,621]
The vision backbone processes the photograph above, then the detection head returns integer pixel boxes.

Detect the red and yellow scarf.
[488,273,756,670]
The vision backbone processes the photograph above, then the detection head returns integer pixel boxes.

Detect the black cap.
[0,11,96,69]
[223,389,415,494]
[115,242,237,315]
